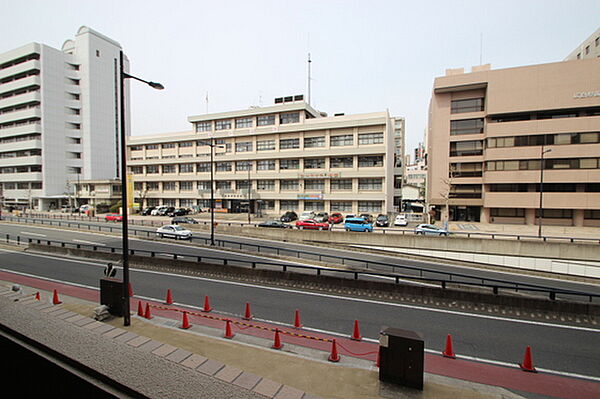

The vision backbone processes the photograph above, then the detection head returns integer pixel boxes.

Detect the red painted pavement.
[2,271,599,399]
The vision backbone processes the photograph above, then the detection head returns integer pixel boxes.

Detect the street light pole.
[210,138,215,246]
[119,50,163,326]
[537,145,551,238]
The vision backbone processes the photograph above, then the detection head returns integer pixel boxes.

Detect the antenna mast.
[307,52,312,105]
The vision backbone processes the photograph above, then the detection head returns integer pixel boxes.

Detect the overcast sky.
[3,1,599,159]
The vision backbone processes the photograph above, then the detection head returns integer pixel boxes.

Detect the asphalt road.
[1,247,599,381]
[3,218,600,300]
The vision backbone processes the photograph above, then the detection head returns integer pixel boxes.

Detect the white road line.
[73,239,105,246]
[20,232,46,237]
[1,266,599,382]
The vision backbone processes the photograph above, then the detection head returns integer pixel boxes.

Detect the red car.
[105,214,123,222]
[295,219,330,230]
[329,212,344,224]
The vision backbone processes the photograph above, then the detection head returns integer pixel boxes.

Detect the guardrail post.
[173,254,177,260]
[354,272,358,280]
[493,286,498,295]
[441,281,446,289]
[151,252,155,257]
[549,292,556,301]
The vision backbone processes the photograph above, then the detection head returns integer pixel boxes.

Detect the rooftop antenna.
[205,92,209,114]
[307,52,312,105]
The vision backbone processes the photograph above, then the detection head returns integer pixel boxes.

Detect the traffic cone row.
[52,289,62,305]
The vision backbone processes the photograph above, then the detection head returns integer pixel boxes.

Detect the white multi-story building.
[0,26,128,210]
[127,98,401,216]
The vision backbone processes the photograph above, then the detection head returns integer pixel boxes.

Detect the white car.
[394,214,408,226]
[299,210,315,221]
[151,206,168,216]
[156,224,192,240]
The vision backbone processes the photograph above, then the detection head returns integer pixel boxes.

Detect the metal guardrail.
[14,212,600,244]
[3,229,599,304]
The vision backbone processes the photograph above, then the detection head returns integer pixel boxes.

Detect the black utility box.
[378,327,425,390]
[100,278,124,317]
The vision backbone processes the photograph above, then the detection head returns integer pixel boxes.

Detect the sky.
[2,1,599,159]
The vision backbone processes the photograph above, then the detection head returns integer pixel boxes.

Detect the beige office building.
[427,57,600,227]
[127,99,401,216]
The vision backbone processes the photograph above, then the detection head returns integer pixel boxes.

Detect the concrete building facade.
[127,99,401,216]
[565,27,600,60]
[427,58,600,227]
[0,26,128,210]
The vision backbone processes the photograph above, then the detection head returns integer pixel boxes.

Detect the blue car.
[344,217,373,232]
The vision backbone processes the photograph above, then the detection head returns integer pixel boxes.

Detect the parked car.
[299,211,315,221]
[172,216,198,224]
[156,224,192,240]
[345,214,356,219]
[104,214,123,222]
[168,208,188,217]
[280,211,298,222]
[375,214,389,227]
[414,224,449,236]
[344,217,373,232]
[159,206,175,216]
[79,204,93,213]
[329,212,344,224]
[314,212,329,223]
[359,213,374,223]
[142,206,156,216]
[258,220,292,228]
[394,214,408,226]
[151,206,167,216]
[295,219,330,230]
[61,205,78,213]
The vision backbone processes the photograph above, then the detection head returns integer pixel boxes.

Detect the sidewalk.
[0,277,535,399]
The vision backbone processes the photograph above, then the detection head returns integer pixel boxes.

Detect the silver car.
[414,224,449,236]
[156,224,192,240]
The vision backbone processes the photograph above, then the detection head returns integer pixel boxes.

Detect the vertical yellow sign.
[126,173,134,210]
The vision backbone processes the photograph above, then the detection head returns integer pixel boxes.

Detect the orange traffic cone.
[224,319,234,339]
[52,289,62,305]
[128,283,134,297]
[243,302,253,320]
[165,289,173,305]
[351,320,362,341]
[328,339,340,362]
[203,295,212,312]
[272,328,283,350]
[34,292,40,301]
[294,309,302,328]
[144,303,153,319]
[180,311,191,329]
[137,301,144,317]
[442,334,456,359]
[520,346,536,372]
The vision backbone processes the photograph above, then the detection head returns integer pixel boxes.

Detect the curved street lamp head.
[148,81,164,90]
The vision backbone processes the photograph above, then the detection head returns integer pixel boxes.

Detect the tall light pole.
[537,146,552,238]
[197,138,223,246]
[119,50,163,326]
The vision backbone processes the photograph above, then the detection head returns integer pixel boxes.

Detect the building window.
[358,201,381,213]
[162,143,176,149]
[146,182,159,191]
[130,145,143,151]
[257,160,275,170]
[451,98,484,114]
[179,141,193,148]
[450,162,482,177]
[236,161,253,171]
[214,139,232,153]
[179,163,194,173]
[304,179,324,191]
[358,132,384,145]
[146,144,159,150]
[146,165,159,174]
[163,182,176,191]
[358,178,382,191]
[330,134,353,146]
[450,118,484,135]
[197,162,211,172]
[490,208,525,217]
[130,166,143,174]
[216,181,231,190]
[257,139,276,151]
[359,155,383,167]
[257,180,275,191]
[198,181,211,191]
[279,159,300,170]
[585,45,590,55]
[304,201,324,211]
[235,117,253,128]
[195,121,212,132]
[280,112,299,124]
[179,181,194,191]
[215,119,232,130]
[535,209,573,219]
[280,200,299,210]
[280,138,300,149]
[236,180,251,190]
[304,136,325,148]
[280,180,299,190]
[450,140,484,156]
[162,164,176,174]
[304,158,325,169]
[330,157,353,168]
[331,179,352,191]
[331,201,352,212]
[236,141,253,152]
[257,114,275,126]
[584,210,600,219]
[216,162,232,172]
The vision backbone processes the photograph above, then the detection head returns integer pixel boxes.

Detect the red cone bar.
[165,289,173,305]
[351,320,362,341]
[520,346,537,372]
[137,301,144,317]
[203,295,212,312]
[294,309,302,328]
[52,289,62,305]
[243,302,252,320]
[144,303,153,319]
[272,329,283,350]
[328,339,340,362]
[442,334,456,359]
[224,319,234,339]
[180,311,191,329]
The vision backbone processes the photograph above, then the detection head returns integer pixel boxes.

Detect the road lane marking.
[20,232,46,237]
[73,239,105,246]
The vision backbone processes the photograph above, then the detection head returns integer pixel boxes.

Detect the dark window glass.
[451,98,484,114]
[450,119,484,135]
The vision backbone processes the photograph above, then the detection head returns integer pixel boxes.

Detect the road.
[1,246,599,382]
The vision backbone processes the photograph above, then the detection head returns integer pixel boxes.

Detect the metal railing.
[3,230,599,304]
